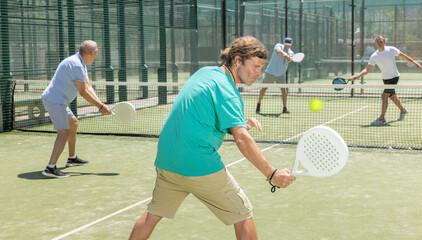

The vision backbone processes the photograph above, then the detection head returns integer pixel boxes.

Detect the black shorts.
[383,76,399,96]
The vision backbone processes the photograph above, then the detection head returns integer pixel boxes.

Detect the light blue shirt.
[265,43,294,77]
[42,53,88,104]
[155,66,247,177]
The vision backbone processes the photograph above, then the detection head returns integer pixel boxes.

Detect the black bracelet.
[269,169,279,193]
[99,104,104,110]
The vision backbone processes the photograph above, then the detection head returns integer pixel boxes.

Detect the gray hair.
[79,40,98,55]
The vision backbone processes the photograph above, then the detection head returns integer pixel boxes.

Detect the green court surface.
[1,131,421,240]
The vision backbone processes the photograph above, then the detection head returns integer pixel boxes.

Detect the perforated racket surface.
[292,52,305,63]
[111,102,136,123]
[332,77,350,91]
[292,126,349,177]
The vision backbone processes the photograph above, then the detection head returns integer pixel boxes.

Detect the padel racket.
[111,102,136,123]
[292,52,305,63]
[269,126,348,192]
[332,77,350,91]
[292,126,349,177]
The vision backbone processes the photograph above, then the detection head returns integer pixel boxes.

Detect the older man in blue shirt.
[256,37,294,114]
[41,40,111,178]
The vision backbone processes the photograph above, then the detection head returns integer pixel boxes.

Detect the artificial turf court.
[1,131,421,240]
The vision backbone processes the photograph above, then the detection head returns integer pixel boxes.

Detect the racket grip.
[110,109,115,115]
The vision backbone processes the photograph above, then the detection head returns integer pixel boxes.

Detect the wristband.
[268,169,280,193]
[99,104,104,110]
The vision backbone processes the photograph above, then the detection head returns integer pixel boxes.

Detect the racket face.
[293,126,349,177]
[292,53,305,62]
[111,102,136,123]
[332,77,347,91]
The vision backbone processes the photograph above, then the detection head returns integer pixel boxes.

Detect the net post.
[140,64,148,99]
[117,0,127,103]
[158,68,167,105]
[106,66,114,103]
[0,0,12,131]
[138,1,148,99]
[68,0,78,117]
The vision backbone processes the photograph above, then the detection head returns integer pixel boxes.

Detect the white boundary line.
[52,198,152,240]
[52,144,284,240]
[322,105,369,126]
[52,106,368,239]
[277,105,369,140]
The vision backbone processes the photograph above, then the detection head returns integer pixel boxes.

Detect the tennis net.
[12,80,422,150]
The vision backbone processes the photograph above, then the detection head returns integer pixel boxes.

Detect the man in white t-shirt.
[256,37,294,114]
[350,35,421,126]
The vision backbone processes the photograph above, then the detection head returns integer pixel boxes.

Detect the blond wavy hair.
[219,36,267,67]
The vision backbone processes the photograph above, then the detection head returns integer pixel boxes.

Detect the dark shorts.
[383,76,399,96]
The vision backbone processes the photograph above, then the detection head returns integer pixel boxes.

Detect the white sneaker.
[371,117,387,126]
[397,109,408,121]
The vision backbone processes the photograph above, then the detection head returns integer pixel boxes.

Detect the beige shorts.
[262,72,286,84]
[147,168,253,225]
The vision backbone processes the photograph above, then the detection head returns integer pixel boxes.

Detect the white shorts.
[42,98,75,130]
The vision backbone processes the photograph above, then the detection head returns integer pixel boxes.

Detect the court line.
[52,198,152,240]
[53,106,368,239]
[52,144,283,239]
[321,105,369,126]
[226,144,280,167]
[277,105,369,139]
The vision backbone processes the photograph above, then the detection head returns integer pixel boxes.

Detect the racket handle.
[110,109,115,115]
[291,169,307,176]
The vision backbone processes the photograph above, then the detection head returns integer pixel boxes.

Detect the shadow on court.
[361,120,400,128]
[257,112,282,117]
[17,168,120,180]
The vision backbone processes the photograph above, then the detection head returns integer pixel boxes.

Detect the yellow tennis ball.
[309,98,323,111]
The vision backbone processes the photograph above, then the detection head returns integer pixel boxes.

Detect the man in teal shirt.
[155,66,246,176]
[130,36,296,240]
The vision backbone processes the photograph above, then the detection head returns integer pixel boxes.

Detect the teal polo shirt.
[154,66,247,176]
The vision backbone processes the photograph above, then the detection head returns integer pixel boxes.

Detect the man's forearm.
[80,87,103,108]
[234,130,275,178]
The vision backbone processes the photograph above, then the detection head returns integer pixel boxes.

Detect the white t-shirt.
[368,46,400,80]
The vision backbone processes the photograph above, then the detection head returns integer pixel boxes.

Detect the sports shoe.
[282,107,290,114]
[66,156,89,167]
[256,103,261,113]
[371,117,387,126]
[42,166,70,178]
[397,109,408,121]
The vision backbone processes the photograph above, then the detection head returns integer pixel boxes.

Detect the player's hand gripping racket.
[269,126,348,192]
[111,102,136,123]
[332,77,351,91]
[292,52,305,63]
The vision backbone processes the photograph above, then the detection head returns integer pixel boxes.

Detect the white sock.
[48,164,56,168]
[69,154,77,159]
